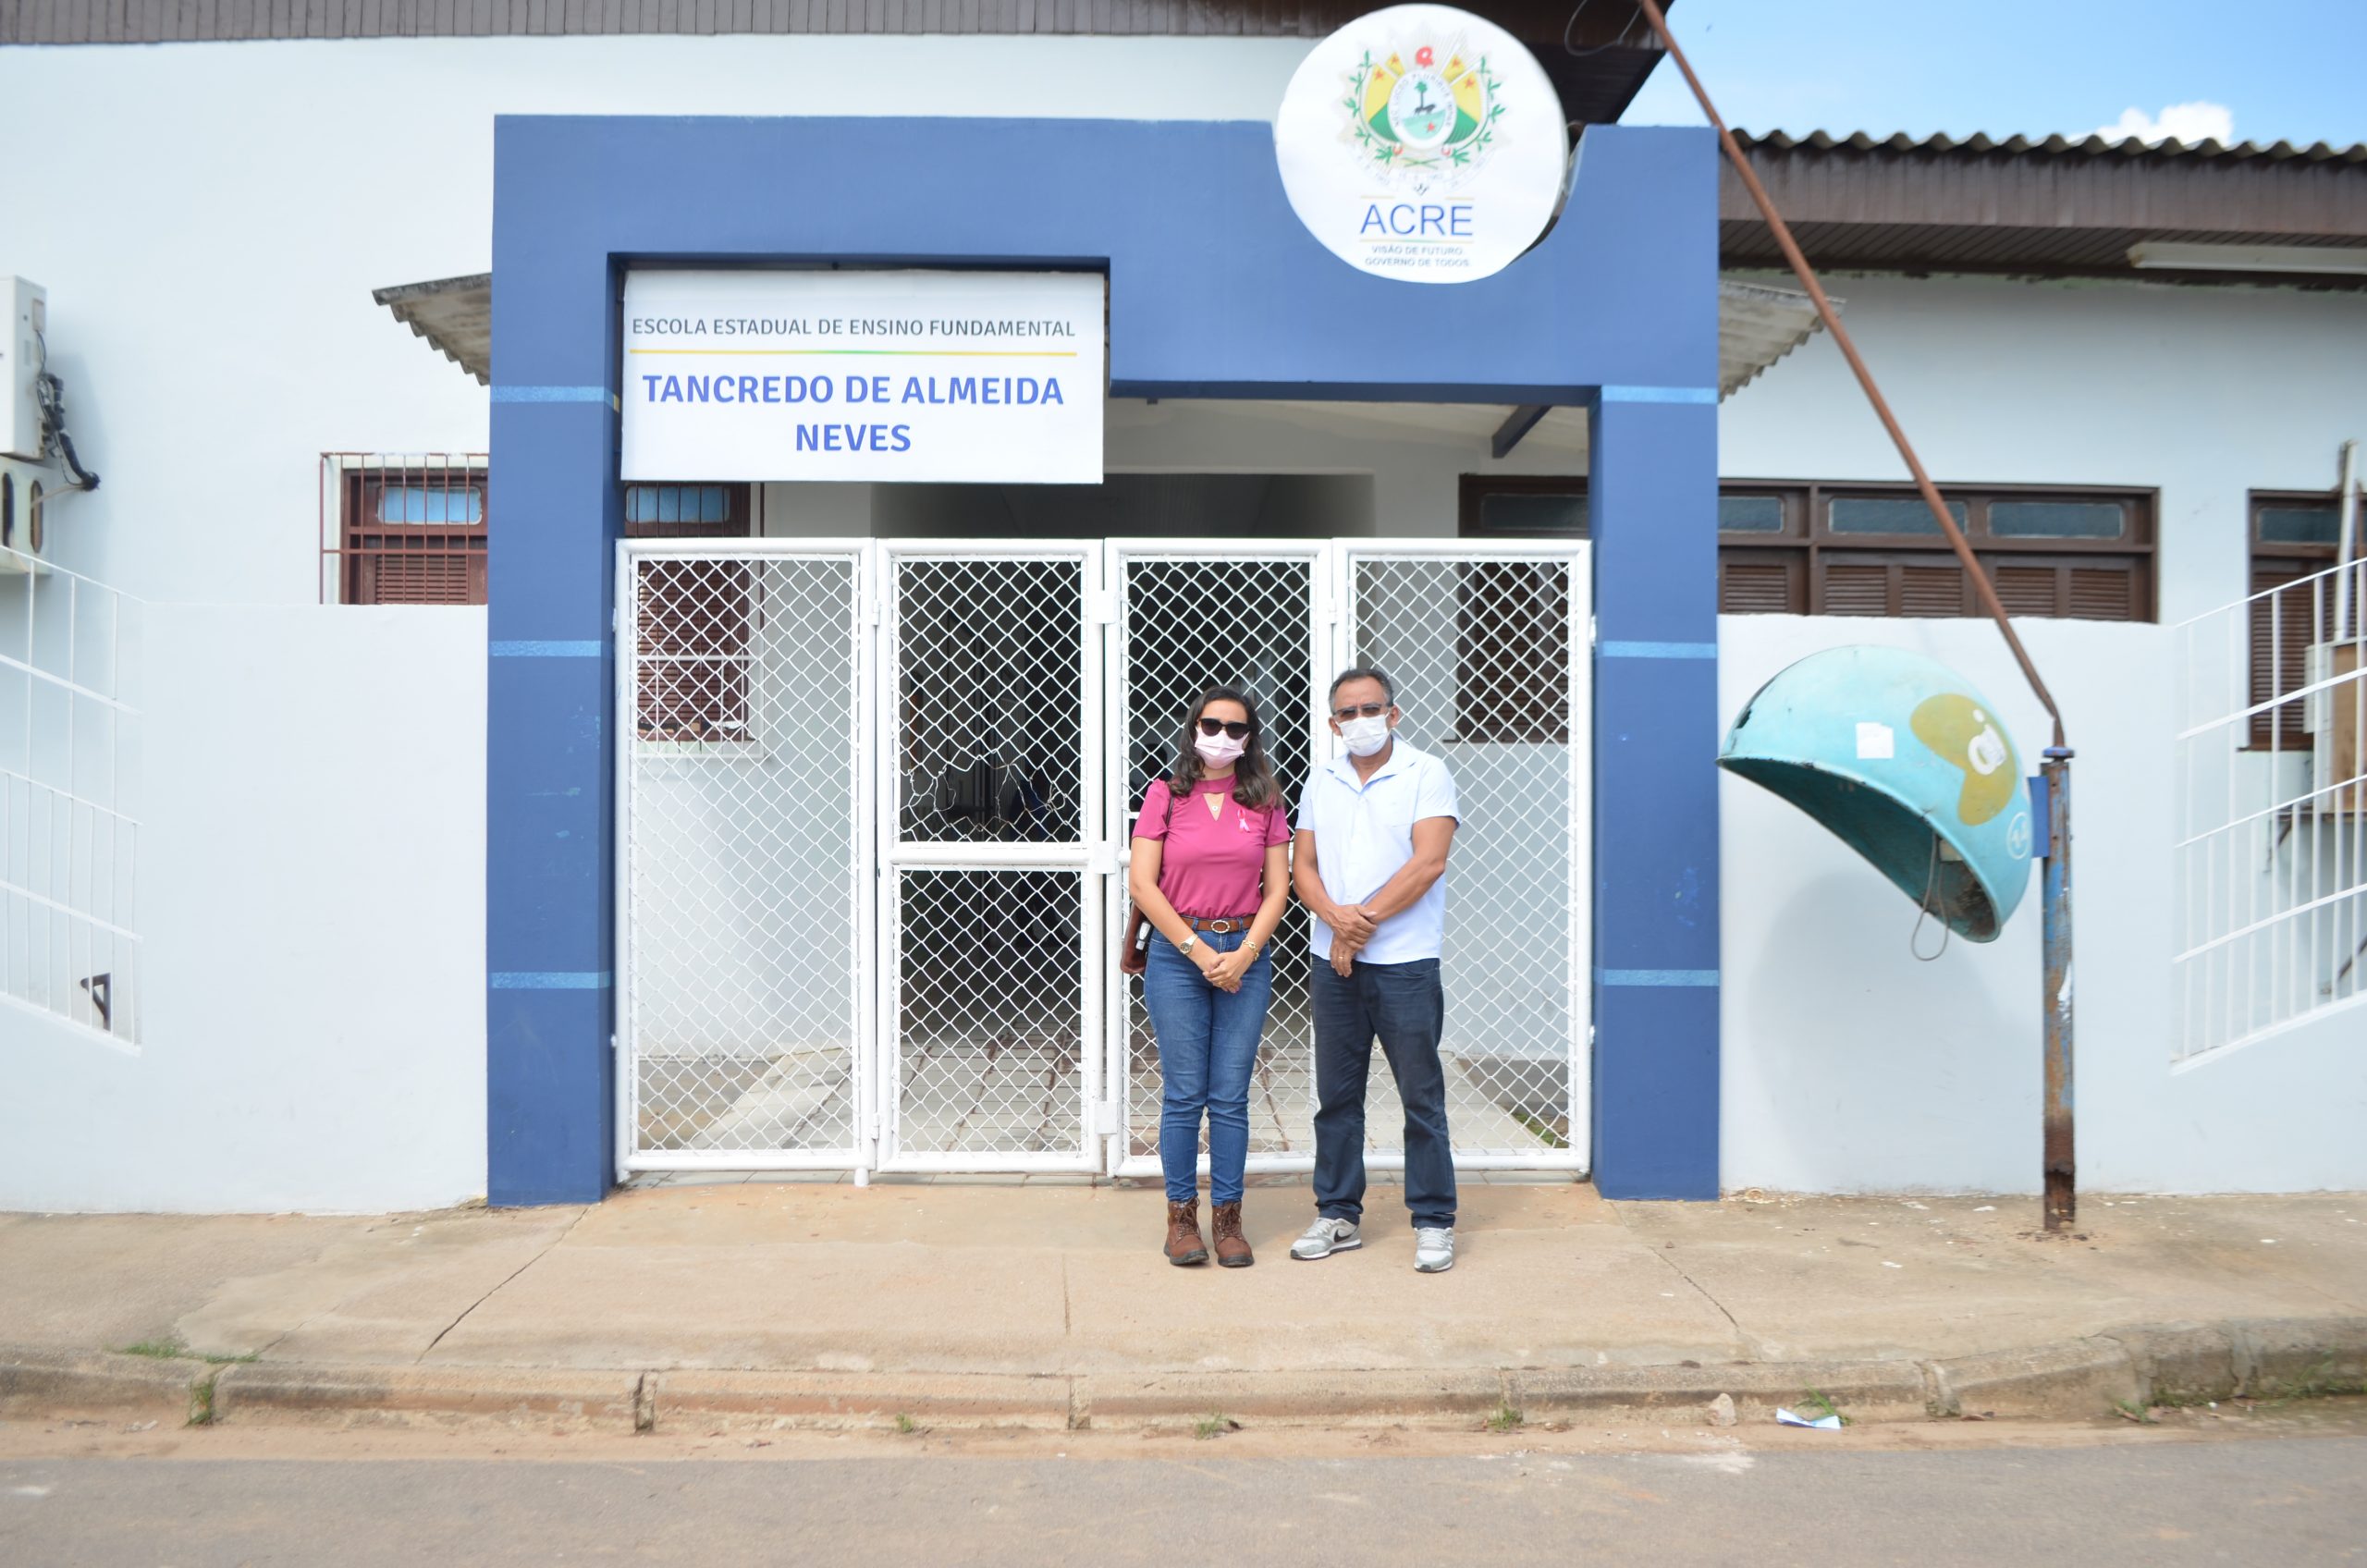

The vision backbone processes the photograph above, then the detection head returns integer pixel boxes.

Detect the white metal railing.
[0,541,142,1050]
[2171,555,2367,1065]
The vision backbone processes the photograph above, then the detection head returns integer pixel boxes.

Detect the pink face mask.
[1194,731,1247,767]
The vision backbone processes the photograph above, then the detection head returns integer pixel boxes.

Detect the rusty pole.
[1628,0,2078,1229]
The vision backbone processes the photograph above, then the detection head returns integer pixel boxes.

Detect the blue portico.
[486,114,1721,1205]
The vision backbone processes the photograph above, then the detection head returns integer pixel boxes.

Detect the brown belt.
[1184,914,1260,935]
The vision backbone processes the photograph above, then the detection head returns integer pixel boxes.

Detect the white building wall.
[1716,275,2367,1194]
[6,36,2363,1206]
[1,605,486,1214]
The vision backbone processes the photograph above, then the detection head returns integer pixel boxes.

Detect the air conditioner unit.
[3,277,45,462]
[0,452,55,574]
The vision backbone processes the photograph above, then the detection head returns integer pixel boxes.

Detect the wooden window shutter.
[1821,561,1891,616]
[1717,552,1802,614]
[2249,559,2326,749]
[1899,562,1965,618]
[2067,562,2142,621]
[1991,564,2060,618]
[336,461,489,607]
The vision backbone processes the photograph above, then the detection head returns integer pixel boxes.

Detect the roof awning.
[1717,277,1831,396]
[374,273,491,386]
[370,273,1830,447]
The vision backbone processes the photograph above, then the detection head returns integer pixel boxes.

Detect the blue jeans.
[1311,957,1455,1230]
[1142,928,1273,1206]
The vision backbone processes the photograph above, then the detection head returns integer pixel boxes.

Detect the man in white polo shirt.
[1288,667,1461,1273]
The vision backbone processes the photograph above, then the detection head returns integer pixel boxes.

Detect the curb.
[209,1365,644,1431]
[6,1315,2361,1433]
[1509,1359,1931,1424]
[647,1371,1070,1432]
[0,1346,208,1424]
[1082,1368,1505,1428]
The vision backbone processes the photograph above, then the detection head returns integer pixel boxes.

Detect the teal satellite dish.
[1719,646,2035,942]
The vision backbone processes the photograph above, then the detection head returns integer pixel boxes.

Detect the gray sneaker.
[1290,1217,1362,1260]
[1414,1226,1455,1272]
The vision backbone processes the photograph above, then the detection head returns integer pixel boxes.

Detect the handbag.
[1118,784,1178,977]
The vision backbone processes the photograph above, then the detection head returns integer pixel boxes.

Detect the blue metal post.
[1588,390,1723,1200]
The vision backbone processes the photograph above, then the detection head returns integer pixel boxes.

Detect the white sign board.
[621,271,1104,483]
[1273,4,1570,283]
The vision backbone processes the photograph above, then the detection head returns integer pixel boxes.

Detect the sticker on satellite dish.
[1273,4,1571,283]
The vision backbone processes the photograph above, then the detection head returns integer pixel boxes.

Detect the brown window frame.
[2246,487,2362,751]
[1460,474,2157,623]
[324,456,490,606]
[627,483,762,749]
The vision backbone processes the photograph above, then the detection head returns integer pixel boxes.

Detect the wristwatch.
[1178,932,1199,956]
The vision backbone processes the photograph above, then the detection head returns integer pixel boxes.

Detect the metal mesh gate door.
[879,545,1102,1170]
[1107,543,1328,1176]
[1343,543,1592,1170]
[619,543,870,1171]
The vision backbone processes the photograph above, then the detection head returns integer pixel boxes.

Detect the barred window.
[1463,476,2155,622]
[323,455,488,606]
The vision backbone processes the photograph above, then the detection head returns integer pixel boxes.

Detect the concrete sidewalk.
[5,1181,2363,1430]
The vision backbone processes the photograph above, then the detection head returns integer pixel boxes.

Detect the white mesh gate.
[877,543,1103,1170]
[619,537,1587,1178]
[618,542,871,1171]
[1341,543,1591,1169]
[1106,542,1330,1175]
[1105,540,1591,1176]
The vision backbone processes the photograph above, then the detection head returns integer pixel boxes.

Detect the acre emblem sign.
[1273,4,1570,283]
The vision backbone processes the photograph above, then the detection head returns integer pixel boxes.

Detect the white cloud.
[2090,101,2235,147]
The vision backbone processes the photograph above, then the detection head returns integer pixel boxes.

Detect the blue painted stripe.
[1601,640,1717,661]
[1599,385,1720,405]
[491,971,613,990]
[493,385,612,405]
[490,640,604,658]
[1598,968,1722,988]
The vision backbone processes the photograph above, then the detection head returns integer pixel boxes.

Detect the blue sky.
[1621,0,2367,150]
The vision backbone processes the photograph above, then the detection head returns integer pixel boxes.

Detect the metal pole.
[1628,0,2080,1230]
[2042,747,2075,1230]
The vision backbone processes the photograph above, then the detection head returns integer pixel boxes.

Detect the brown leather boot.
[1211,1201,1254,1268]
[1164,1199,1208,1266]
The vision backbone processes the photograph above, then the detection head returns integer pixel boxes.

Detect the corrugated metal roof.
[1721,128,2367,281]
[1732,129,2367,165]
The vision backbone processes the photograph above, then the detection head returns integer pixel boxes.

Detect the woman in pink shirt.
[1128,685,1293,1268]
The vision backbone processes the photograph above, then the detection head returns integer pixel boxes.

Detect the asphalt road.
[4,1435,2363,1568]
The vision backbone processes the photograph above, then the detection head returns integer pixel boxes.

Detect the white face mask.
[1338,714,1392,757]
[1194,731,1246,767]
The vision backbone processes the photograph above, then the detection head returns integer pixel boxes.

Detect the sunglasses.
[1197,717,1253,740]
[1331,702,1391,721]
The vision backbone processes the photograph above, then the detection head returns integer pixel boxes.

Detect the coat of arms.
[1344,39,1505,185]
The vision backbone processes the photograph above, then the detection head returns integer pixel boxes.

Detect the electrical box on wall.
[4,277,46,461]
